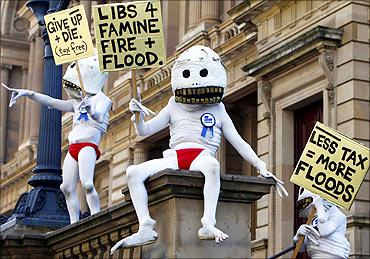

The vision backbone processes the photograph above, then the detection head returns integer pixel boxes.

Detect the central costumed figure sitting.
[111,45,288,253]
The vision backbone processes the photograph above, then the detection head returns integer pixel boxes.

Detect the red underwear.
[68,143,101,161]
[176,148,204,170]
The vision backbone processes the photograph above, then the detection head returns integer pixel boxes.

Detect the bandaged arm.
[134,103,170,136]
[29,91,74,112]
[221,104,266,171]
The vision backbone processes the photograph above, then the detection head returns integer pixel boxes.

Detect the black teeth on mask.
[174,86,224,104]
[62,79,82,93]
[297,197,313,214]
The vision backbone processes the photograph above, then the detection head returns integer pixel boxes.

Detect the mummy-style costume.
[111,45,288,253]
[6,55,112,224]
[293,188,350,258]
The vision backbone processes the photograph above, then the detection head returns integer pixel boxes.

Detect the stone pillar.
[18,67,28,145]
[29,33,44,140]
[22,37,35,144]
[0,64,12,164]
[188,0,201,30]
[201,0,220,26]
[241,106,257,176]
[133,142,150,164]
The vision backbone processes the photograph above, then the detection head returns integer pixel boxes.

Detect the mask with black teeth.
[63,52,108,99]
[171,45,227,104]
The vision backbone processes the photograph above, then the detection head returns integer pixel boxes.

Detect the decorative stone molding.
[242,26,343,77]
[318,47,336,106]
[257,79,271,131]
[1,64,13,71]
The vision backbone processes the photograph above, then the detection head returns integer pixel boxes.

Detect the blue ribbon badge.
[77,106,89,122]
[200,113,216,138]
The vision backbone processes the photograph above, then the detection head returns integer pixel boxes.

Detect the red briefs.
[175,148,204,170]
[68,143,101,161]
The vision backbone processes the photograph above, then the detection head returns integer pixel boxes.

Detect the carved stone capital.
[133,141,152,164]
[318,48,336,106]
[1,64,13,71]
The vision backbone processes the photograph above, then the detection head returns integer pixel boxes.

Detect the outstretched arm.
[221,104,288,197]
[28,92,74,112]
[130,98,170,136]
[4,85,74,112]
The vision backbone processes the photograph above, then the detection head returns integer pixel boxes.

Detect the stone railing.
[1,170,274,259]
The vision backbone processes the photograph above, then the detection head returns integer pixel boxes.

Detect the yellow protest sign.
[93,0,166,71]
[291,122,369,210]
[45,5,94,65]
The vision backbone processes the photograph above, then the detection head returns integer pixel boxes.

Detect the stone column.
[241,106,257,176]
[188,0,202,30]
[18,67,28,145]
[29,33,44,140]
[22,36,35,144]
[0,64,12,164]
[201,0,220,26]
[133,142,150,165]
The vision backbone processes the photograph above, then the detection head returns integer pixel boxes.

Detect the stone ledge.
[122,169,275,203]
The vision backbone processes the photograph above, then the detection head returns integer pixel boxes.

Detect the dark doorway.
[293,100,323,258]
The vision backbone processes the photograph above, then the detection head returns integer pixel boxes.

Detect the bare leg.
[78,146,99,215]
[60,153,80,224]
[111,157,177,254]
[189,153,229,243]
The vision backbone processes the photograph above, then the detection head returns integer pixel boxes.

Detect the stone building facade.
[1,0,369,258]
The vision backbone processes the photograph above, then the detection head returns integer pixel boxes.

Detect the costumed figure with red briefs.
[4,55,112,224]
[293,187,350,258]
[111,45,288,253]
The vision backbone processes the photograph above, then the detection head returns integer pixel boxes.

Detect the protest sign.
[45,5,94,65]
[291,122,369,210]
[93,0,166,71]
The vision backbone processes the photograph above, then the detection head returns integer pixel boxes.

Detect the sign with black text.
[44,5,94,65]
[93,0,166,71]
[291,122,369,210]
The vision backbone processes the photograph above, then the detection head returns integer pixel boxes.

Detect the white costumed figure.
[293,187,350,258]
[5,55,112,224]
[111,45,288,253]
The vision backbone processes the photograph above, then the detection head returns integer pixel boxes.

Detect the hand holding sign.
[129,98,156,116]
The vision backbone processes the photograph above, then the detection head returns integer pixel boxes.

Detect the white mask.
[171,45,227,105]
[63,53,108,98]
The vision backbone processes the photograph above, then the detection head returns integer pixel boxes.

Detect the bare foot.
[110,228,158,254]
[198,225,229,243]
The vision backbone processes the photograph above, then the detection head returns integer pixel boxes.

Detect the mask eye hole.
[299,187,304,195]
[200,68,208,77]
[70,62,76,68]
[182,69,190,78]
